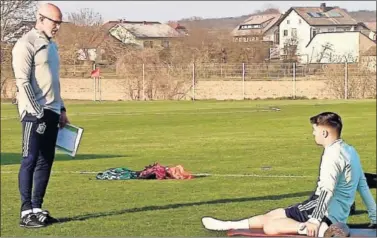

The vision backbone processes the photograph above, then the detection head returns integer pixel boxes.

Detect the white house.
[277,3,361,63]
[108,21,183,49]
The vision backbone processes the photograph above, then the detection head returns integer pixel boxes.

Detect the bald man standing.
[12,3,69,228]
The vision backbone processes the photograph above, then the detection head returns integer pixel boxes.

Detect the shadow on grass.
[57,191,312,223]
[348,221,374,228]
[0,153,129,165]
[351,210,368,216]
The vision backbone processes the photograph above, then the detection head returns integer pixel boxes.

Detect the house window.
[240,24,261,30]
[328,28,335,32]
[287,20,290,24]
[312,28,318,38]
[299,19,302,24]
[292,28,297,37]
[143,41,153,48]
[161,40,169,48]
[283,30,288,36]
[327,12,342,17]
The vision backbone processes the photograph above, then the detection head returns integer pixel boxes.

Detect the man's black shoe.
[19,213,46,228]
[35,210,59,225]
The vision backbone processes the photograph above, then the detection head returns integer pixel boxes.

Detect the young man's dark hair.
[310,112,343,136]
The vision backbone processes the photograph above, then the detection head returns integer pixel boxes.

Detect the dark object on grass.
[349,173,376,216]
[365,173,377,189]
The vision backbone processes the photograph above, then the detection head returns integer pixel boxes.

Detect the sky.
[39,1,377,23]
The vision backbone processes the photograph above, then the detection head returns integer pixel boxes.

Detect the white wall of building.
[304,32,360,63]
[77,48,97,61]
[279,10,311,58]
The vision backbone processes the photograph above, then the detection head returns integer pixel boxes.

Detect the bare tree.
[1,43,15,98]
[316,42,333,63]
[65,8,103,27]
[56,8,106,65]
[56,8,129,78]
[0,0,37,42]
[0,1,36,98]
[282,37,299,62]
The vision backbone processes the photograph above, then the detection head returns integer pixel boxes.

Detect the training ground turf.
[1,99,376,236]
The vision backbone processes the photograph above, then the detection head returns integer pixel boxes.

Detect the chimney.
[320,3,326,11]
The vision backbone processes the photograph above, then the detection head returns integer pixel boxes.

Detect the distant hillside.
[349,10,377,22]
[177,10,376,31]
[177,15,250,30]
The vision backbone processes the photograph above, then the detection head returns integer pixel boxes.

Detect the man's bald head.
[37,3,62,21]
[35,3,63,38]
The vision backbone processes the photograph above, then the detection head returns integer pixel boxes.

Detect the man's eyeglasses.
[40,14,62,25]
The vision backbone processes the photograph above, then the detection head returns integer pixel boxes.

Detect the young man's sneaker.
[19,213,46,228]
[35,210,60,225]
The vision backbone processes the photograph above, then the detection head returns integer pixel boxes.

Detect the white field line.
[0,170,312,178]
[194,173,312,178]
[0,108,280,121]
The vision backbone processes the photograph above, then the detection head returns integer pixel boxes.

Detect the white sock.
[33,208,43,213]
[228,219,250,229]
[202,217,249,231]
[297,223,307,235]
[21,209,33,218]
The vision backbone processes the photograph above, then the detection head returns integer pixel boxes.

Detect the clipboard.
[55,124,84,157]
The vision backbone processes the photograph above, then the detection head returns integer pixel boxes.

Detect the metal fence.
[70,62,376,100]
[60,63,330,80]
[2,61,376,101]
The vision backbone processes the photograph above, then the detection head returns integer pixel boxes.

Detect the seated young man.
[202,112,376,237]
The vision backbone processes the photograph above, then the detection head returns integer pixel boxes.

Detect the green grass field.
[1,99,376,236]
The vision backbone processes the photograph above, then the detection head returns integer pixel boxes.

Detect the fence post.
[293,62,296,99]
[344,61,348,99]
[242,63,245,100]
[98,75,101,101]
[192,63,195,101]
[92,63,96,101]
[142,63,145,101]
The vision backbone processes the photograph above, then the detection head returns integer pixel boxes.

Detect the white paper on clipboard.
[55,124,84,157]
